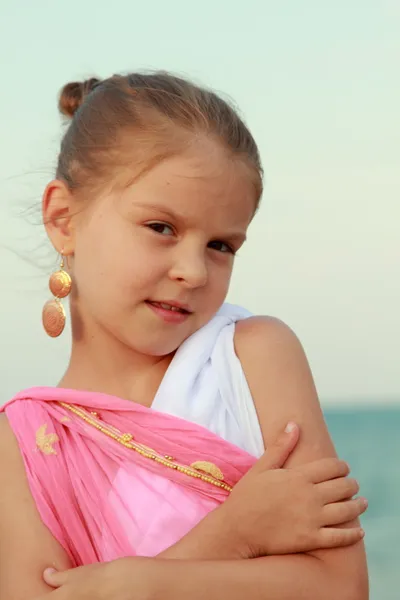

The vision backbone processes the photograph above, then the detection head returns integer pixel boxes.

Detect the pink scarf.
[2,387,256,566]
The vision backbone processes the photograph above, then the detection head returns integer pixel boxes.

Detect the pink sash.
[2,387,256,566]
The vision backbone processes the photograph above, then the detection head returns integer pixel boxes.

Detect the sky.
[0,1,399,406]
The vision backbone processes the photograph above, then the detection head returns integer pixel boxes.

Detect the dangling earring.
[42,254,72,338]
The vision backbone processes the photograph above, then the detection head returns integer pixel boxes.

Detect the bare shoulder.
[234,315,302,363]
[234,317,368,586]
[234,315,306,367]
[234,315,336,463]
[0,413,70,600]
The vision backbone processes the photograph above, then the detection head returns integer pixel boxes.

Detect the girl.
[0,72,368,600]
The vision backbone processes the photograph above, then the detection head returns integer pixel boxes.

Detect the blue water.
[325,407,399,600]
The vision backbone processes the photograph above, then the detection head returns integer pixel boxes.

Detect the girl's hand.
[222,450,367,558]
[160,421,301,560]
[162,423,367,561]
[41,563,120,600]
[40,559,151,600]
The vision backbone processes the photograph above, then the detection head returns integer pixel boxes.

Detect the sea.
[324,406,399,600]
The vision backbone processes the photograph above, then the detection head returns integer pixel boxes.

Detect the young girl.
[0,72,368,600]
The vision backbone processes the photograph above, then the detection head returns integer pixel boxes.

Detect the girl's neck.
[59,327,174,407]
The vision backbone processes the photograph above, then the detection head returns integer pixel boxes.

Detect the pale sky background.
[0,0,399,406]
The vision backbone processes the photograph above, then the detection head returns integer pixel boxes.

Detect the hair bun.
[58,77,101,118]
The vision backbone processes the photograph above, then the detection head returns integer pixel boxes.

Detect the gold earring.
[42,255,72,338]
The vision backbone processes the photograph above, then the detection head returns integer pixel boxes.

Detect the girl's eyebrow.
[133,202,247,242]
[134,202,180,220]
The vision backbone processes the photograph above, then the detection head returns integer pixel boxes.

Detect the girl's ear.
[42,179,76,255]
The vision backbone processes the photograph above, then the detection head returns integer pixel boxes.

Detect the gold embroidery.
[36,424,60,456]
[190,461,224,480]
[58,402,232,492]
[60,416,71,423]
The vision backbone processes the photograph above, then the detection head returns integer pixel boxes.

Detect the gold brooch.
[190,461,224,480]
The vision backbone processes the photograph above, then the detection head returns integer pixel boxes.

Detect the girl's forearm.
[120,554,362,600]
[159,505,244,560]
[152,508,363,600]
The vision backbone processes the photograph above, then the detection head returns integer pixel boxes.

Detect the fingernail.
[44,568,57,576]
[285,422,296,433]
[360,529,365,538]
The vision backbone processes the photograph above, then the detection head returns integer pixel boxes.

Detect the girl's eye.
[146,222,174,236]
[208,240,235,254]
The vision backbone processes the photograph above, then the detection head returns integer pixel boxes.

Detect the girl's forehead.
[125,149,257,220]
[151,147,249,186]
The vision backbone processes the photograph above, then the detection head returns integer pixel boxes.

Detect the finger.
[255,422,300,471]
[43,568,68,588]
[318,526,365,549]
[321,497,368,526]
[301,458,350,484]
[318,477,360,503]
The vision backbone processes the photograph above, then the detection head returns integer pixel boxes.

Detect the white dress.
[152,303,264,458]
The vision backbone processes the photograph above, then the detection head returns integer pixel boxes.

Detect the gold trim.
[58,402,232,492]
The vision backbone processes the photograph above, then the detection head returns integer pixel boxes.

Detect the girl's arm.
[43,551,364,600]
[0,415,72,600]
[231,316,368,599]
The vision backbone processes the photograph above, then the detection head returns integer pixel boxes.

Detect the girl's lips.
[146,301,191,324]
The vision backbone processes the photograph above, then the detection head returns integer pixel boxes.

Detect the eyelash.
[208,240,235,254]
[145,222,235,255]
[146,222,174,236]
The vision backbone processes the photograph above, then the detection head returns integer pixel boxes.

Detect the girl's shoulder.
[234,314,303,365]
[233,315,334,464]
[233,314,312,420]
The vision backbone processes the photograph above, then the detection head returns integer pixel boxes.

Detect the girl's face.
[63,144,257,356]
